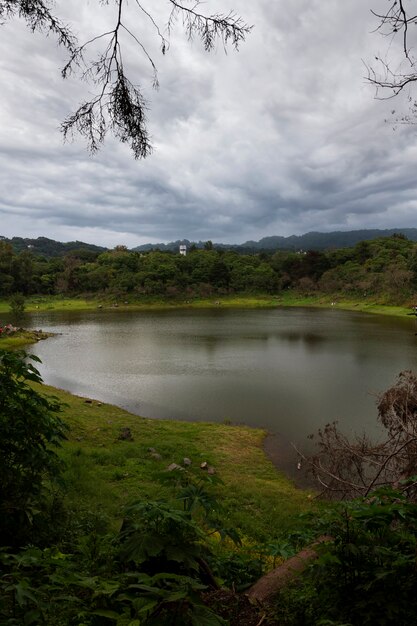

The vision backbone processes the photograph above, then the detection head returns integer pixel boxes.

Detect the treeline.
[1,234,417,301]
[0,235,106,258]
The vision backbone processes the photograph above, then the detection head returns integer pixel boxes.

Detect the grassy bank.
[275,292,411,318]
[37,383,315,543]
[0,294,281,314]
[0,330,53,349]
[0,296,100,314]
[0,292,413,318]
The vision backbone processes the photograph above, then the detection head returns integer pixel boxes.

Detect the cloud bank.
[1,0,416,247]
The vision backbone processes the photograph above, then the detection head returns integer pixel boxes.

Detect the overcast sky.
[1,0,416,248]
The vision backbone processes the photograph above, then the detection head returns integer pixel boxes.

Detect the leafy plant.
[159,467,242,546]
[0,501,228,626]
[9,292,26,318]
[273,487,417,625]
[119,500,207,574]
[209,550,264,591]
[0,349,67,546]
[118,571,227,626]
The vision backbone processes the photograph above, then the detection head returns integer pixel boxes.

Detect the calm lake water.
[27,307,417,448]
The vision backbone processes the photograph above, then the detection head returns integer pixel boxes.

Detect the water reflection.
[27,307,417,447]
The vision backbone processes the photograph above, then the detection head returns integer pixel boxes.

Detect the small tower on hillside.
[179,244,187,256]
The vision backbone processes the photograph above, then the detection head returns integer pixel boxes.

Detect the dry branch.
[301,371,417,501]
[0,0,251,157]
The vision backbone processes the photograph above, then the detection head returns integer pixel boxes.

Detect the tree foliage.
[1,234,417,302]
[9,292,25,318]
[0,349,67,547]
[274,487,417,626]
[0,463,238,625]
[0,0,251,157]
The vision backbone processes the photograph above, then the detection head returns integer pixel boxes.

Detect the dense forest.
[1,233,417,303]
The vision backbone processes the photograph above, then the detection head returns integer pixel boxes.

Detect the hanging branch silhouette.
[0,0,252,158]
[367,1,417,123]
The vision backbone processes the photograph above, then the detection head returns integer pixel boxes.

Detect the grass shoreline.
[0,293,413,318]
[0,338,316,539]
[35,382,316,541]
[0,329,54,349]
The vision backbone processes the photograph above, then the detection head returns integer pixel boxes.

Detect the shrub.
[273,487,417,625]
[0,350,67,546]
[9,292,26,318]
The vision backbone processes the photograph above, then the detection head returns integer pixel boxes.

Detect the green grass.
[0,330,53,349]
[0,292,412,318]
[0,294,281,313]
[275,292,411,318]
[35,383,315,542]
[0,296,101,314]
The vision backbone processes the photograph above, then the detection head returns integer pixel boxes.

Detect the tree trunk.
[246,536,332,604]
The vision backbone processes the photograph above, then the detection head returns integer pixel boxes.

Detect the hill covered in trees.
[0,236,107,258]
[1,233,417,304]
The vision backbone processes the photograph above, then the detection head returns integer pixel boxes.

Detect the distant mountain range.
[132,228,417,253]
[2,229,417,257]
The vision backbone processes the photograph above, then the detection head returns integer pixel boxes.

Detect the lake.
[27,307,417,449]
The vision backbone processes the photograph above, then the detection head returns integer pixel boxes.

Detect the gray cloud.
[1,0,417,247]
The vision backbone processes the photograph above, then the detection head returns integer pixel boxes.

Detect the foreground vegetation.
[272,488,417,625]
[3,351,417,623]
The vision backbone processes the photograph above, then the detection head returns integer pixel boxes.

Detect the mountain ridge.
[2,228,417,257]
[132,228,417,253]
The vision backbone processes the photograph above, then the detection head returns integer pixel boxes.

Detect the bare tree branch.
[167,0,252,52]
[301,371,417,501]
[0,0,76,50]
[367,1,417,121]
[0,0,252,158]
